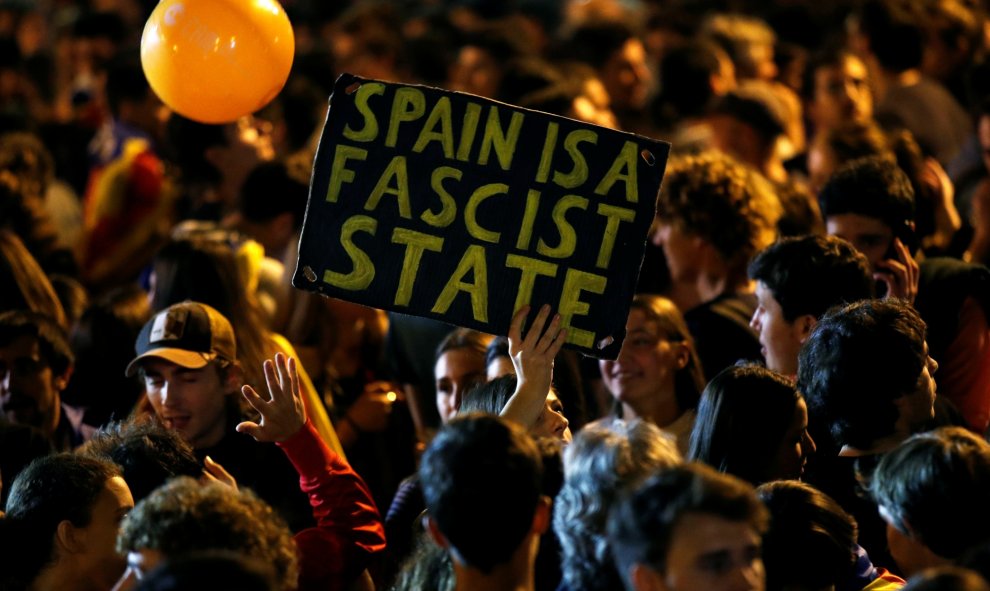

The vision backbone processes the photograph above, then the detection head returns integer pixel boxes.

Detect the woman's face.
[768,397,816,480]
[599,309,687,413]
[532,390,571,443]
[435,348,486,423]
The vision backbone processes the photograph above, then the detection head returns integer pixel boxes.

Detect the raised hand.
[876,237,919,304]
[201,455,238,489]
[236,353,307,443]
[501,304,567,428]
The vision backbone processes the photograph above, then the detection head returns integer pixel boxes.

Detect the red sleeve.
[936,296,990,433]
[277,421,386,591]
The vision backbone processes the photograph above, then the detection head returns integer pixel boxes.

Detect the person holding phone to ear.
[820,156,990,435]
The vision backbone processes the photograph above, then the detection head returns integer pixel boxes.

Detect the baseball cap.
[125,302,237,377]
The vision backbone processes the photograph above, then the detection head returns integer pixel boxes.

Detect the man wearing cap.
[126,301,312,530]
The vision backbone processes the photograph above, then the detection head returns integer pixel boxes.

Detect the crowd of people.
[3,0,990,589]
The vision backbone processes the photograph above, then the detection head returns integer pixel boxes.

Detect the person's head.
[819,155,916,266]
[656,40,736,122]
[797,299,936,453]
[748,235,874,375]
[105,55,165,139]
[902,567,990,591]
[608,462,769,591]
[599,295,705,418]
[149,231,272,399]
[0,310,73,437]
[62,284,151,428]
[803,48,873,132]
[871,427,990,576]
[851,0,925,75]
[701,14,777,82]
[116,477,298,591]
[79,419,202,502]
[449,23,526,100]
[126,302,241,450]
[484,336,513,381]
[460,374,572,443]
[234,161,308,257]
[756,480,859,591]
[1,454,133,591]
[564,21,651,112]
[807,120,891,194]
[420,414,547,574]
[710,83,788,169]
[0,229,67,329]
[653,151,781,284]
[149,235,252,318]
[434,328,491,423]
[555,419,681,591]
[689,365,815,484]
[164,113,273,205]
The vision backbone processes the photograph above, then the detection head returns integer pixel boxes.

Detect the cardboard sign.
[294,74,669,358]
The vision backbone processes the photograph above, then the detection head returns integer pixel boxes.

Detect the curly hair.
[553,420,681,591]
[656,151,781,274]
[118,478,299,590]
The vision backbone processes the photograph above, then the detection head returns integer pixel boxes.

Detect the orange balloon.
[141,0,294,124]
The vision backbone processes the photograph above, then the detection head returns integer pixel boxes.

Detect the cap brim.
[125,348,216,377]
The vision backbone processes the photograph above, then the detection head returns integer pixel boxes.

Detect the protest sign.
[294,74,669,358]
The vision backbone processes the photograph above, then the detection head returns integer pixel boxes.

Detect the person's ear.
[424,515,449,549]
[55,519,84,555]
[796,315,818,344]
[531,495,552,536]
[673,342,690,370]
[630,563,668,591]
[222,364,244,396]
[53,362,73,392]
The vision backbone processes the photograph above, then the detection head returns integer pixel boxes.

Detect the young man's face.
[750,282,809,376]
[638,512,765,591]
[894,351,938,436]
[600,38,651,112]
[434,348,486,423]
[826,213,894,269]
[77,476,134,590]
[0,334,65,436]
[809,56,872,131]
[141,358,232,449]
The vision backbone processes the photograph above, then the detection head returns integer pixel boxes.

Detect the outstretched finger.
[547,327,568,358]
[509,305,530,345]
[524,305,552,349]
[274,353,290,395]
[203,455,237,489]
[235,420,264,440]
[286,356,300,399]
[241,384,267,414]
[263,358,279,401]
[535,313,562,353]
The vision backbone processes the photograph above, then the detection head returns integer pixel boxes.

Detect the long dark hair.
[688,364,801,485]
